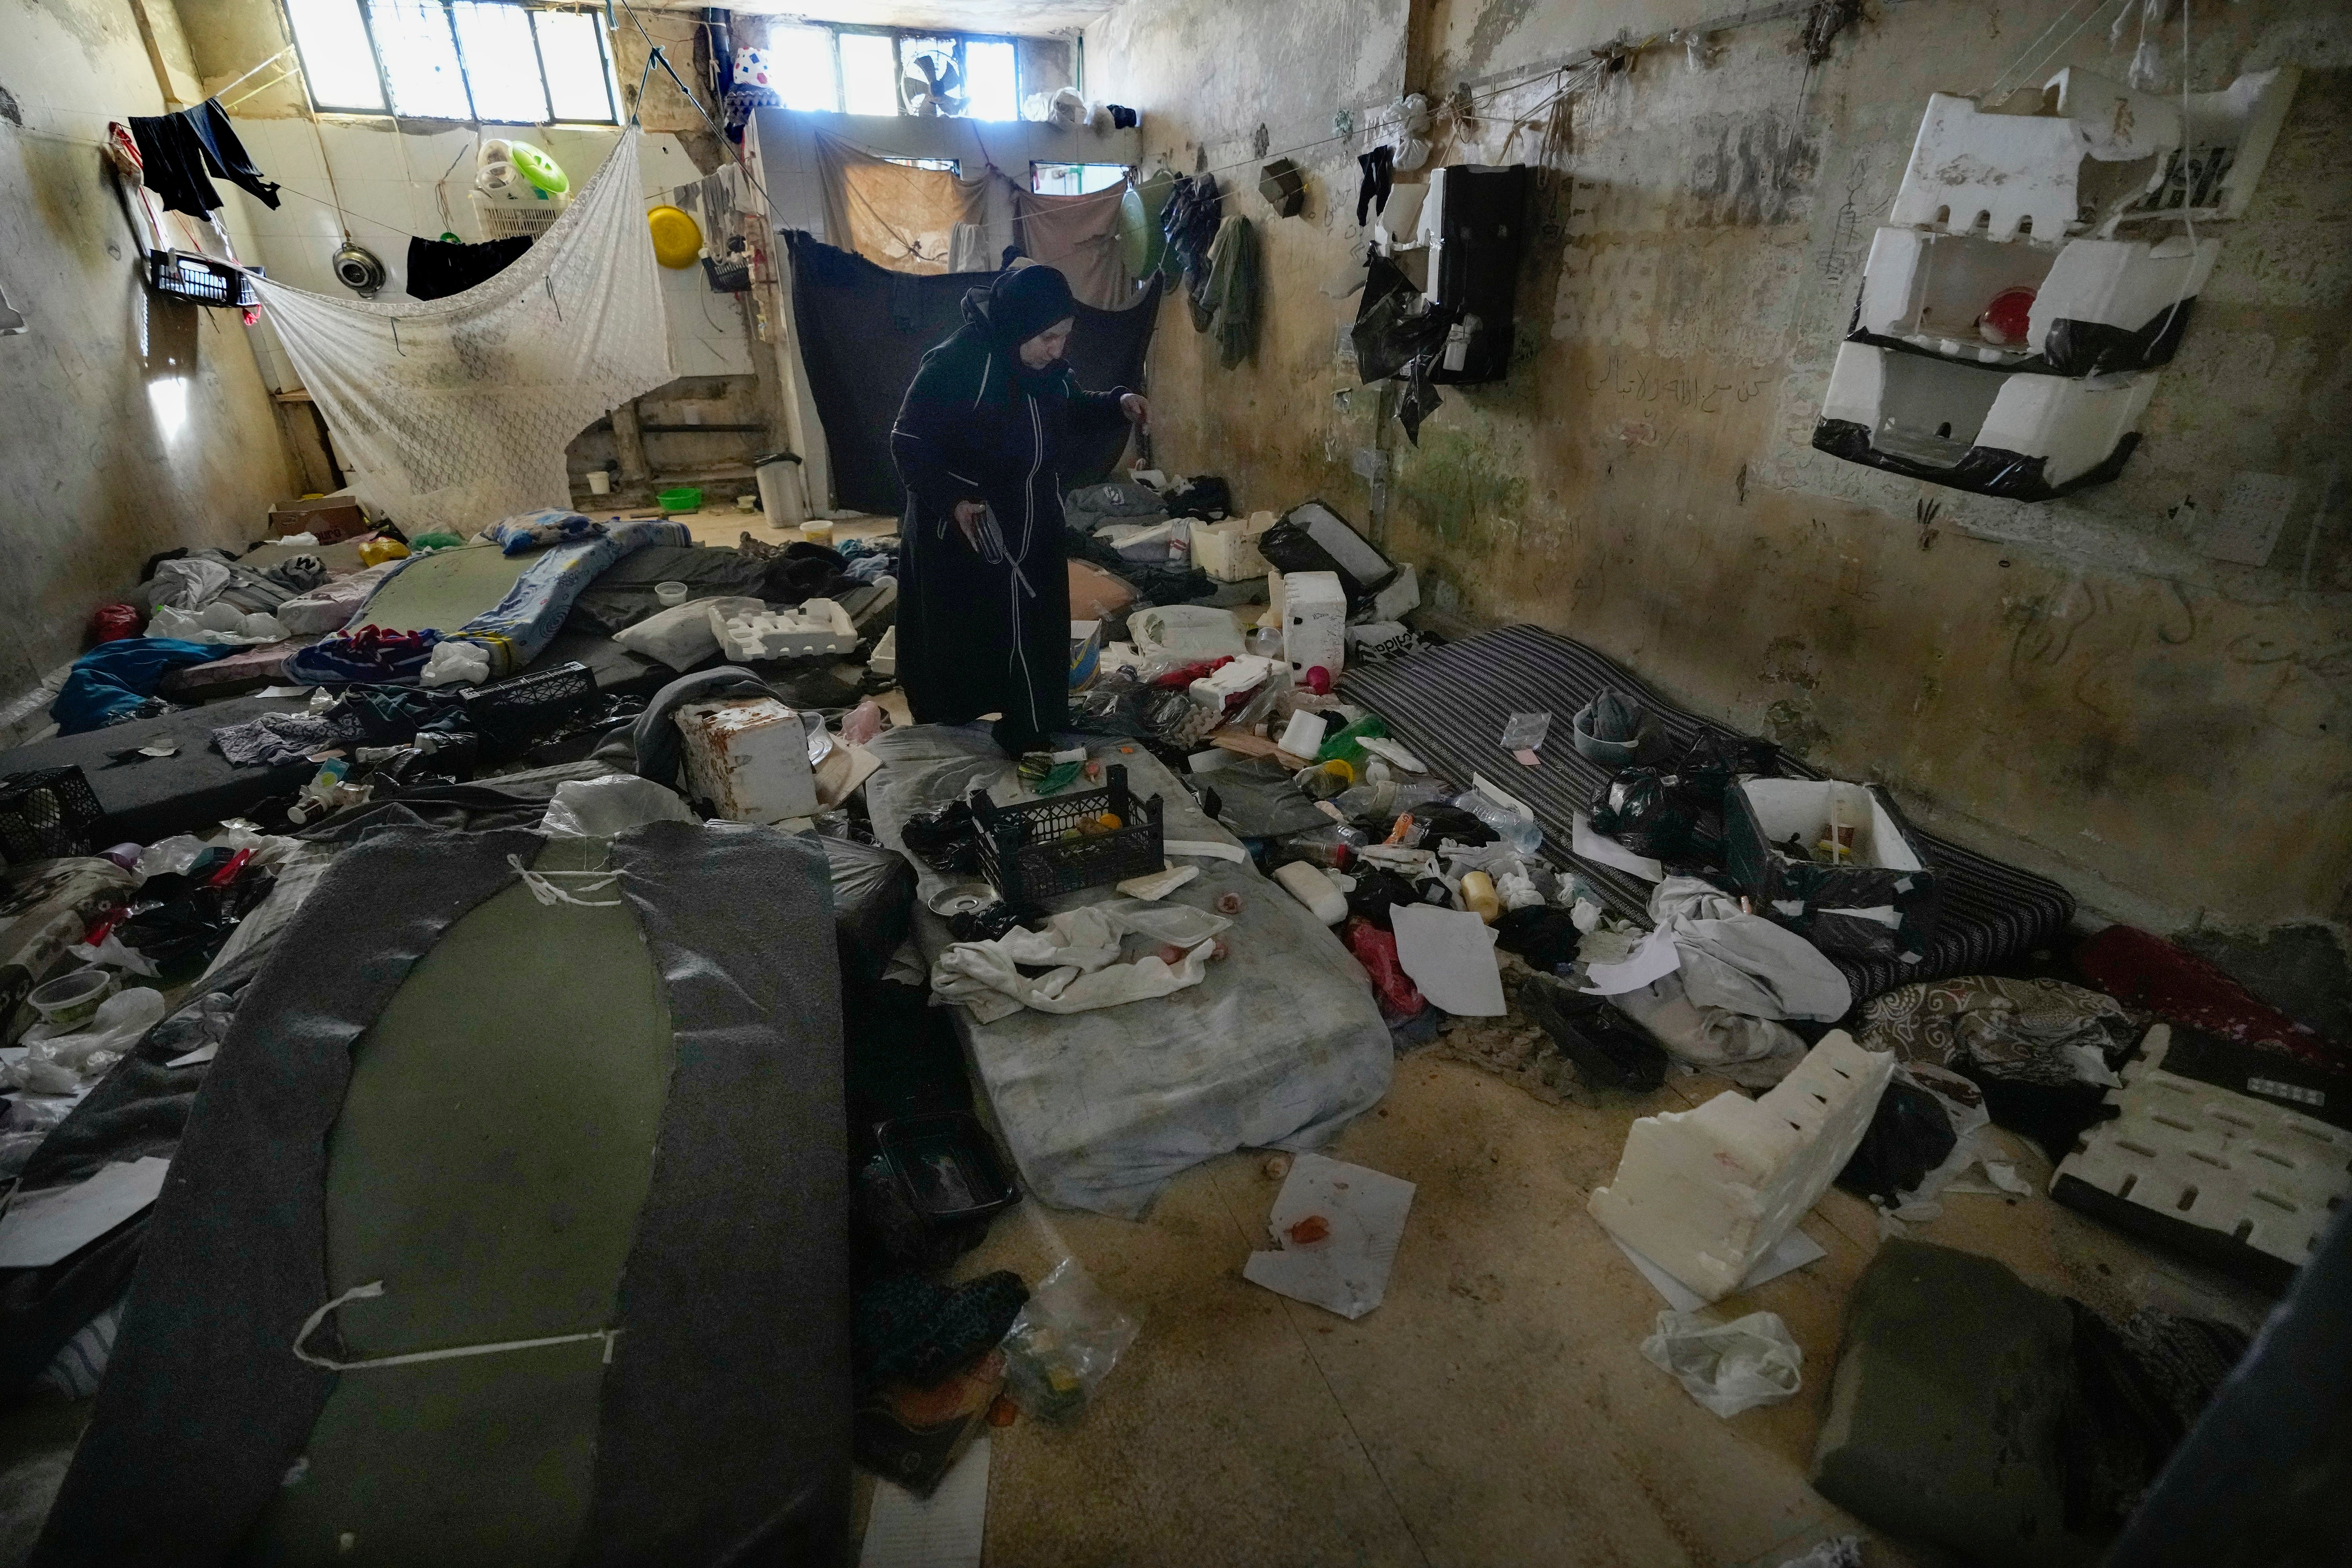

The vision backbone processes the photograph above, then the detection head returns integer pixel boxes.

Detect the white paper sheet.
[0,1156,171,1269]
[1244,1153,1416,1319]
[1581,926,1682,996]
[1611,1229,1827,1312]
[859,1434,989,1568]
[1390,904,1506,1016]
[1572,810,1664,881]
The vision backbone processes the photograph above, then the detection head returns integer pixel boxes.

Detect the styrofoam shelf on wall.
[1854,227,2219,375]
[1815,341,2154,500]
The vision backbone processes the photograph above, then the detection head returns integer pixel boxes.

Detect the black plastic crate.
[968,764,1164,908]
[0,767,103,866]
[147,249,261,309]
[462,661,599,758]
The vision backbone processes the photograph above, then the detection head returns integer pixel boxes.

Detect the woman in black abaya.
[888,264,1147,755]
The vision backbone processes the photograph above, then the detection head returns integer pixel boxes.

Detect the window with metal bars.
[282,0,621,124]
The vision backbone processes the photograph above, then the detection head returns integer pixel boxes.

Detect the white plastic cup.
[30,968,116,1030]
[655,581,689,607]
[586,470,612,496]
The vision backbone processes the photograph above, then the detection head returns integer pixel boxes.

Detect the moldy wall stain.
[1089,0,2352,931]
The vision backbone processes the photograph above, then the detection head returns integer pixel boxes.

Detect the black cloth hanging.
[404,234,534,301]
[1356,145,1394,225]
[184,99,279,210]
[128,114,221,218]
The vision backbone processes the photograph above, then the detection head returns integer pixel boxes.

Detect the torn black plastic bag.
[31,823,850,1568]
[1352,253,1454,384]
[822,832,917,987]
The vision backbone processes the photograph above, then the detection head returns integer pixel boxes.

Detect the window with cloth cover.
[283,0,620,124]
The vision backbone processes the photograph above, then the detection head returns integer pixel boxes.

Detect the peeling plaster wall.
[0,0,296,711]
[1088,0,2352,931]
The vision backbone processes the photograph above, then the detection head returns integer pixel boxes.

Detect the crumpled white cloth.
[419,640,492,689]
[932,897,1232,1020]
[148,603,288,646]
[1650,877,1851,1022]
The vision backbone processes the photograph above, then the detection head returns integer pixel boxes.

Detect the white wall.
[223,121,753,386]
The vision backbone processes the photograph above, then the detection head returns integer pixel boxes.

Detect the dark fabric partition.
[786,233,1163,515]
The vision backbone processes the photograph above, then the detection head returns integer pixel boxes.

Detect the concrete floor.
[922,1044,2268,1568]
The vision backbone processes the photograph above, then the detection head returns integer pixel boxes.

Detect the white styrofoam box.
[870,624,897,679]
[713,598,855,661]
[1589,1031,1894,1303]
[1889,92,2087,242]
[1370,563,1419,622]
[1857,227,2220,366]
[1283,570,1347,682]
[2028,235,2220,348]
[1194,511,1276,582]
[1733,779,1925,875]
[1189,654,1273,712]
[1820,342,2154,487]
[2054,65,2301,221]
[2056,1025,2351,1272]
[674,697,819,822]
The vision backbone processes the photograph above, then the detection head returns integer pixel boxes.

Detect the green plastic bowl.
[657,486,704,513]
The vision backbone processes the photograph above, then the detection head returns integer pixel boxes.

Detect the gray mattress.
[864,724,1394,1218]
[0,695,317,848]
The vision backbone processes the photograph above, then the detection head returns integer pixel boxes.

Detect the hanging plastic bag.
[1640,1310,1803,1417]
[1000,1257,1139,1425]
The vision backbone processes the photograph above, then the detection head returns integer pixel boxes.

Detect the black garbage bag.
[1161,475,1231,520]
[824,835,916,987]
[1587,768,1696,860]
[113,859,276,983]
[1836,1078,1959,1203]
[1495,906,1582,973]
[1343,867,1423,929]
[900,800,980,875]
[1407,802,1497,848]
[1516,972,1668,1092]
[1670,726,1780,815]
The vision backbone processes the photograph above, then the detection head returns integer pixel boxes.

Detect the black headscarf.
[986,264,1076,350]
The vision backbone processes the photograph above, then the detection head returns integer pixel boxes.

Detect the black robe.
[888,295,1131,744]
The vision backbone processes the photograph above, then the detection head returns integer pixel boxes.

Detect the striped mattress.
[1338,624,2075,1005]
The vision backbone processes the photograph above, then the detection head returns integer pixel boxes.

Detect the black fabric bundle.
[129,99,279,218]
[405,234,533,301]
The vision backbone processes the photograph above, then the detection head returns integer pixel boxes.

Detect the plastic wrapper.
[1640,1309,1803,1417]
[1449,788,1542,856]
[4,986,168,1092]
[1001,1257,1139,1424]
[1343,916,1425,1020]
[1281,824,1365,869]
[1586,768,1695,860]
[1498,711,1552,752]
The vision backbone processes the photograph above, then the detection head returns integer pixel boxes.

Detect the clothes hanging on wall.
[403,235,534,302]
[1012,183,1135,309]
[1191,216,1257,368]
[128,100,281,218]
[1356,145,1394,225]
[1158,173,1222,288]
[183,100,280,210]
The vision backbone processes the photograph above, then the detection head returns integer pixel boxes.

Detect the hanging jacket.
[888,290,1132,742]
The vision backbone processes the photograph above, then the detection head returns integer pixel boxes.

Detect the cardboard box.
[1724,777,1939,962]
[268,496,369,543]
[1193,511,1277,582]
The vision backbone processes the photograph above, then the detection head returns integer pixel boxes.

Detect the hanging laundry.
[1158,173,1222,290]
[404,235,534,301]
[1356,144,1395,225]
[183,100,280,210]
[127,115,221,218]
[1191,215,1257,368]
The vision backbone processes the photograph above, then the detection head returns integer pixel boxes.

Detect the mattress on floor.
[288,520,690,685]
[864,724,1393,1219]
[1338,625,2075,1004]
[155,638,312,699]
[0,694,318,847]
[563,543,772,637]
[31,822,849,1566]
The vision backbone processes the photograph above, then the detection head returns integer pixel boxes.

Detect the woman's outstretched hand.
[952,499,987,548]
[1120,393,1150,430]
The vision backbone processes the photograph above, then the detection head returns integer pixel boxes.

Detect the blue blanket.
[53,639,233,734]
